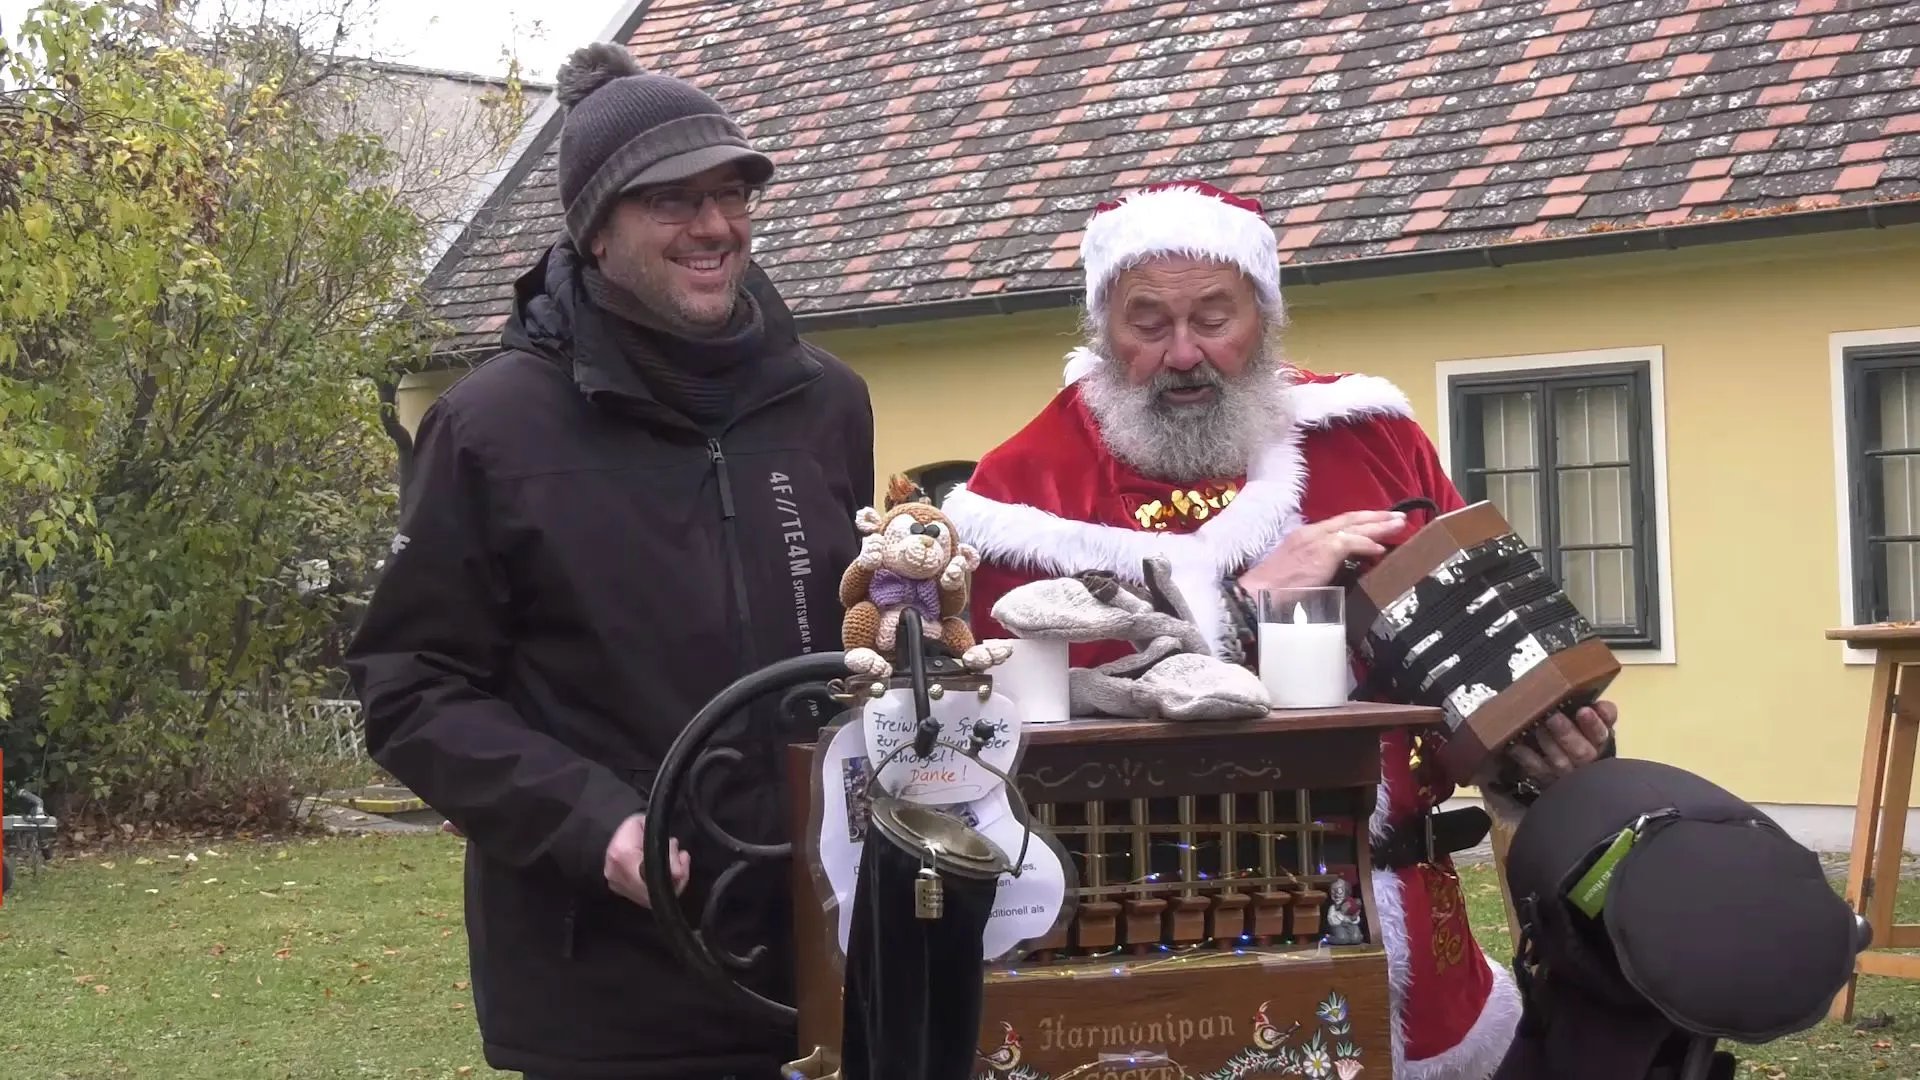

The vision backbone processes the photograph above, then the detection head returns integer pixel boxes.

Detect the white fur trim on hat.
[1081,184,1282,316]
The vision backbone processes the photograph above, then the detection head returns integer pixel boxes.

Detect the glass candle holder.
[1257,587,1351,709]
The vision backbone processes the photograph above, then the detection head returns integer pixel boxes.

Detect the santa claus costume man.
[941,180,1618,1080]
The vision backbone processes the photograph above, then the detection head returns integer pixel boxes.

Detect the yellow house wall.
[815,227,1920,809]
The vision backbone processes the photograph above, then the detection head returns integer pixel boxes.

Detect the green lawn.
[1,833,1916,1079]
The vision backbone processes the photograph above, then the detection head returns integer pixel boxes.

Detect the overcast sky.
[0,0,627,82]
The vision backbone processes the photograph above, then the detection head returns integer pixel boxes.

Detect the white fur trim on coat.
[1082,185,1281,315]
[1372,863,1524,1080]
[944,373,1412,657]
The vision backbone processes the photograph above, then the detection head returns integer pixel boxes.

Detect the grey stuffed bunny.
[990,557,1271,721]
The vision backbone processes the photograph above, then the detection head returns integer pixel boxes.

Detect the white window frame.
[1829,326,1920,666]
[1434,345,1677,666]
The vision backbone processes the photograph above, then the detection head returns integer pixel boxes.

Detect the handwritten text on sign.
[863,688,1019,805]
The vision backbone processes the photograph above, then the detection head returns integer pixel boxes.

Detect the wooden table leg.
[1869,695,1920,942]
[1489,814,1523,956]
[1831,652,1903,1023]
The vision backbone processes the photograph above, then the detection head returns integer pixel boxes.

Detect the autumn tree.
[0,0,514,824]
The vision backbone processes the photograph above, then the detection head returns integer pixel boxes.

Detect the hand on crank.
[1507,702,1618,789]
[604,813,689,909]
[1236,510,1408,594]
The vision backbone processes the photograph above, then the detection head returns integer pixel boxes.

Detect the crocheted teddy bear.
[839,477,1011,680]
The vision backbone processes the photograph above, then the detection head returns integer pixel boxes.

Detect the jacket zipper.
[708,438,759,673]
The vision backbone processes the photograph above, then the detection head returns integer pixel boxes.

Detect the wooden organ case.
[787,701,1438,1080]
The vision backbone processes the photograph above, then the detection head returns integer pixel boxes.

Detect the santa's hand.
[1236,510,1408,594]
[1508,701,1617,788]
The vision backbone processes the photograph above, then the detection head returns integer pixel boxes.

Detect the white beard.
[1075,341,1295,482]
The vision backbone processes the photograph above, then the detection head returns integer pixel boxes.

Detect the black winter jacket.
[346,242,871,1078]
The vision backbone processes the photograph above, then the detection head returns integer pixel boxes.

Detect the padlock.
[914,846,944,920]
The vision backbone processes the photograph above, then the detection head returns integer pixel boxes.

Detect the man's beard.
[1075,339,1295,482]
[599,238,745,331]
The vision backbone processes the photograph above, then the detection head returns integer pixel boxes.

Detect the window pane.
[1557,466,1631,547]
[1882,454,1920,538]
[1562,548,1639,629]
[1862,365,1920,622]
[1880,542,1920,622]
[1485,473,1541,550]
[1553,384,1632,466]
[1469,391,1542,547]
[1871,369,1920,452]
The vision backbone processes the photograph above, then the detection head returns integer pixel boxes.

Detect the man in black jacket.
[346,42,873,1080]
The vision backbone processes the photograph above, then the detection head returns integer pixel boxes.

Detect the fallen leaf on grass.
[457,1069,472,1076]
[273,948,291,960]
[453,980,468,990]
[351,961,369,970]
[452,1003,465,1010]
[210,943,226,956]
[92,984,109,993]
[382,947,400,956]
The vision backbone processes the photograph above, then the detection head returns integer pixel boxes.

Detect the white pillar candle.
[1258,601,1351,709]
[992,637,1072,724]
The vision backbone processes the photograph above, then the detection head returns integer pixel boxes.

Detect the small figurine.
[839,476,1010,680]
[1323,877,1365,946]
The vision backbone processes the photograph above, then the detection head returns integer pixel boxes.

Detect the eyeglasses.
[628,183,763,225]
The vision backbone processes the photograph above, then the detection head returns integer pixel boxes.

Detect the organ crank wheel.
[643,650,854,1024]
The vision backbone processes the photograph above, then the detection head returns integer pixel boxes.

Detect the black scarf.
[582,266,766,429]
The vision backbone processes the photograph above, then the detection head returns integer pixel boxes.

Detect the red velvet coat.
[942,365,1522,1080]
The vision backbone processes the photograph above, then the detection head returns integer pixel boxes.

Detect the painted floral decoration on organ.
[839,475,1012,681]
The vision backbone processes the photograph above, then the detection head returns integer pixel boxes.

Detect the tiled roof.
[423,0,1920,356]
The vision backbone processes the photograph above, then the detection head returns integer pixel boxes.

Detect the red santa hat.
[1079,180,1282,317]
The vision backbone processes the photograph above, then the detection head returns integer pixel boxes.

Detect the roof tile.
[421,0,1920,352]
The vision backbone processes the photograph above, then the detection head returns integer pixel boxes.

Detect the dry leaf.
[452,1003,466,1010]
[351,961,369,970]
[210,944,226,956]
[457,1069,473,1077]
[92,984,109,993]
[273,948,291,960]
[211,992,221,999]
[383,947,400,956]
[453,980,468,990]
[323,987,333,1000]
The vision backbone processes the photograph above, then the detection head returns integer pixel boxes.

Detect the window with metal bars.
[908,460,977,508]
[1844,348,1920,625]
[1447,362,1661,649]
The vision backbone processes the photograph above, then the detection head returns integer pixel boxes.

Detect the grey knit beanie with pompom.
[552,42,773,250]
